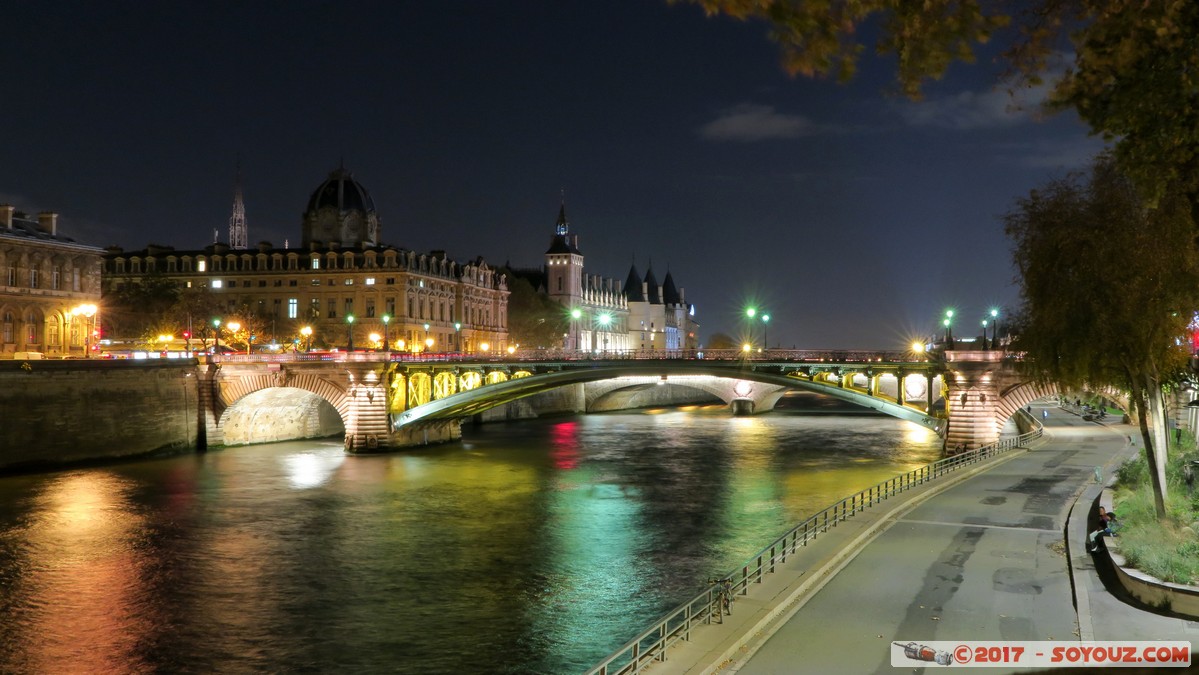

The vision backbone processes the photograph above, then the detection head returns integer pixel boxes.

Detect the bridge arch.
[205,365,353,447]
[397,363,941,431]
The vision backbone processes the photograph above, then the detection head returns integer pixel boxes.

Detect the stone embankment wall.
[0,359,198,472]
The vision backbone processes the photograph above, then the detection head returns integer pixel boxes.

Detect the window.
[274,280,282,287]
[288,298,298,319]
[327,299,336,318]
[310,298,320,318]
[365,277,375,285]
[344,278,353,285]
[311,279,320,286]
[312,258,321,270]
[29,269,38,288]
[212,280,223,289]
[197,260,207,272]
[1,312,11,343]
[289,280,297,287]
[386,298,396,316]
[52,269,61,290]
[386,277,395,285]
[72,269,80,292]
[344,299,353,316]
[366,300,375,318]
[272,299,281,316]
[7,266,15,286]
[259,280,267,288]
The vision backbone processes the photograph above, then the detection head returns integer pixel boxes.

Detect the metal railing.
[209,347,930,365]
[584,426,1044,675]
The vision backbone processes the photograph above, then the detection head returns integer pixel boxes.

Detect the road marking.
[900,518,1059,534]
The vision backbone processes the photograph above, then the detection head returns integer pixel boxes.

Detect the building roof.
[643,266,661,304]
[661,271,681,305]
[0,212,100,251]
[305,168,376,214]
[622,264,643,301]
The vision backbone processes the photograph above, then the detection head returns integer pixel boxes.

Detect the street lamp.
[70,303,98,358]
[990,308,999,349]
[745,306,757,348]
[300,325,312,352]
[981,319,989,350]
[454,322,461,352]
[570,308,581,351]
[346,314,355,352]
[212,318,222,355]
[943,309,954,348]
[382,314,391,354]
[762,313,771,349]
[369,332,381,350]
[227,321,241,354]
[597,312,611,355]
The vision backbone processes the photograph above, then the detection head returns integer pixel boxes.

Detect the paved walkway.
[654,405,1199,674]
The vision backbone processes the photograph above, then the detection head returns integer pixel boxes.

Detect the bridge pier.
[731,399,754,416]
[944,350,1004,453]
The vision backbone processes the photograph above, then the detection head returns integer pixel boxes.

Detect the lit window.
[288,298,298,319]
[197,260,207,272]
[212,280,223,288]
[365,277,375,285]
[312,258,320,270]
[345,278,353,285]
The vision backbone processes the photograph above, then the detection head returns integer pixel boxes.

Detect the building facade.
[102,168,509,354]
[0,206,105,357]
[541,204,698,353]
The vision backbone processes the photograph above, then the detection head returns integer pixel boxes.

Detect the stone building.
[0,206,104,357]
[530,203,698,353]
[102,168,509,353]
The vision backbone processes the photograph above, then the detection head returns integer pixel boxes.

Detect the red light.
[183,331,191,339]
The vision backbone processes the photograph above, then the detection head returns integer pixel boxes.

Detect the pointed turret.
[662,271,681,305]
[623,263,644,302]
[228,161,248,250]
[545,201,582,255]
[644,265,661,304]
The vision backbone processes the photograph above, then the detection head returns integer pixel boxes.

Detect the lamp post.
[300,325,312,353]
[597,312,611,356]
[346,314,355,352]
[423,323,430,353]
[212,318,221,355]
[762,313,770,350]
[981,319,989,350]
[943,309,954,349]
[382,314,391,354]
[71,303,98,358]
[745,306,757,348]
[454,322,461,352]
[989,308,999,349]
[227,321,241,354]
[570,308,581,351]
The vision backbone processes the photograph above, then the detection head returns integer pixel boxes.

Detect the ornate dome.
[305,168,376,214]
[301,167,380,248]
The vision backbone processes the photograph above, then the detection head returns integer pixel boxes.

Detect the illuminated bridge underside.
[396,362,942,431]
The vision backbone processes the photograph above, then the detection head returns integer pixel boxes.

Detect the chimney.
[38,211,58,237]
[1,205,12,230]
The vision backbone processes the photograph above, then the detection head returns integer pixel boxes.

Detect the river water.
[0,394,941,674]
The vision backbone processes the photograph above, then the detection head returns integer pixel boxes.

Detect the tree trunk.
[1134,378,1168,519]
[1148,381,1170,499]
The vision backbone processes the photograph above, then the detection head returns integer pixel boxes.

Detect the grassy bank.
[1110,437,1199,585]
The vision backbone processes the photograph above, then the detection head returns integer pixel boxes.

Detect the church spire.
[228,160,248,250]
[555,191,569,236]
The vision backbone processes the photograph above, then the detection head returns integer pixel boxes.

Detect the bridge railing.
[584,427,1044,675]
[211,348,928,365]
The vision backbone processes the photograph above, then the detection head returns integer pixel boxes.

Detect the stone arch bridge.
[198,349,1062,453]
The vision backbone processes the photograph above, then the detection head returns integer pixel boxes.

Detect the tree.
[705,332,738,349]
[1004,153,1199,519]
[675,1,1199,211]
[504,275,569,349]
[102,274,181,340]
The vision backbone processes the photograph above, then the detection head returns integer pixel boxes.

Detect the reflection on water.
[0,403,940,674]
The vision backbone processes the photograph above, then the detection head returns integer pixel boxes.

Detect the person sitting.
[1087,510,1119,552]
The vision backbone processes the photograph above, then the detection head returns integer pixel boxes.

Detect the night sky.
[1,2,1104,349]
